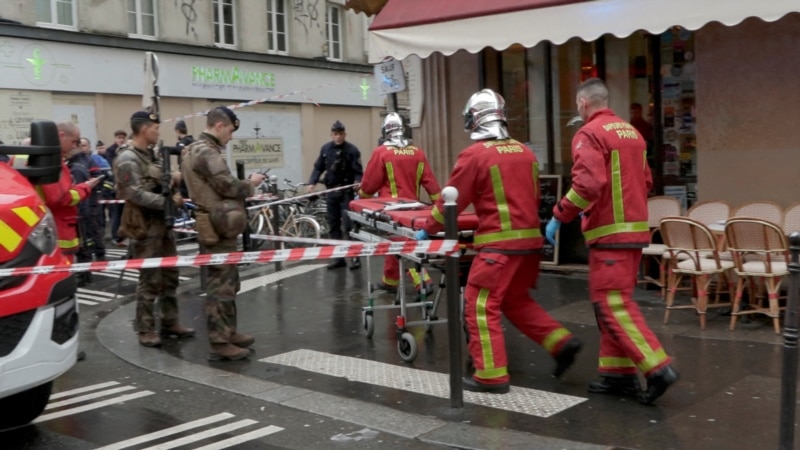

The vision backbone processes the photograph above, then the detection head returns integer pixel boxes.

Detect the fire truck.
[0,121,79,429]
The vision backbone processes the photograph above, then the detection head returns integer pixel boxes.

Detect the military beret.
[331,120,345,132]
[214,106,240,131]
[130,110,160,124]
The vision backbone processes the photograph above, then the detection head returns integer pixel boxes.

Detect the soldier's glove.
[545,218,561,246]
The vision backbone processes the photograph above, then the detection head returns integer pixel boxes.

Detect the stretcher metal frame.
[347,201,473,364]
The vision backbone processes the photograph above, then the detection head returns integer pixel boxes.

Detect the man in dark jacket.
[174,120,194,198]
[308,120,363,270]
[105,129,128,245]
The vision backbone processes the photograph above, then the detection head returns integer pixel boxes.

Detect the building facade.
[1,0,384,183]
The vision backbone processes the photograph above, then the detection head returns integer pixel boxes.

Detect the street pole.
[442,186,463,409]
[268,175,282,272]
[779,232,800,450]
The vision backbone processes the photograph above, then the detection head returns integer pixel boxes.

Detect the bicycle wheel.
[283,216,321,248]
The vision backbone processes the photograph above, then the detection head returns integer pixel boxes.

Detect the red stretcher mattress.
[349,198,479,231]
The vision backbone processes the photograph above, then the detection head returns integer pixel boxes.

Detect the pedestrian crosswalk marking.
[51,381,121,399]
[33,390,154,423]
[177,243,199,253]
[94,412,236,450]
[45,385,136,410]
[139,419,258,450]
[79,299,99,306]
[94,270,139,282]
[192,425,284,450]
[77,288,116,303]
[262,349,588,418]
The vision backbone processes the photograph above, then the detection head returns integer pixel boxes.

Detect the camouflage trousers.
[132,226,180,333]
[203,238,242,344]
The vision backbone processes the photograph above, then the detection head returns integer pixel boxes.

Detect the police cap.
[214,106,240,131]
[331,120,345,132]
[130,110,160,126]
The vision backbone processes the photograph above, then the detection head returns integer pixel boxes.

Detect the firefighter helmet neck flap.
[382,112,408,147]
[462,89,510,141]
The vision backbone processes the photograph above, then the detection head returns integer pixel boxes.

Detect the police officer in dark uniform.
[308,120,363,270]
[174,120,194,198]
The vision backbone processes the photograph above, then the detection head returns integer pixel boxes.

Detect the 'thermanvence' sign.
[230,138,284,171]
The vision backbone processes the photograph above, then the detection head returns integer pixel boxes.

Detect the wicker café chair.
[732,201,784,227]
[783,202,800,235]
[725,217,789,334]
[687,200,731,226]
[640,196,682,297]
[660,217,734,329]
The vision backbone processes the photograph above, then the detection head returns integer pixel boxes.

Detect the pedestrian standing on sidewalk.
[416,89,582,394]
[307,120,363,270]
[181,107,266,361]
[359,112,440,296]
[114,111,195,348]
[546,78,678,405]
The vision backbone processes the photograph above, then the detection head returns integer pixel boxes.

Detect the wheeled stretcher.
[348,197,477,362]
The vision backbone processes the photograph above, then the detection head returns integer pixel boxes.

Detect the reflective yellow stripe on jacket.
[472,164,542,245]
[385,162,398,198]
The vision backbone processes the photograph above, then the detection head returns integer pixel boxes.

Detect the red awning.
[367,0,800,62]
[370,0,586,30]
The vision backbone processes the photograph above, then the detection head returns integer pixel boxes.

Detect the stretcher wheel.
[363,313,374,339]
[398,332,417,362]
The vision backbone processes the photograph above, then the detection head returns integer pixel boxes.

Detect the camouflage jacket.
[181,132,253,210]
[113,144,166,217]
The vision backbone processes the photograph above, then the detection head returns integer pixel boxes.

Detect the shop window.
[326,4,342,61]
[35,0,76,30]
[500,45,530,144]
[213,0,237,48]
[266,0,288,54]
[127,0,157,39]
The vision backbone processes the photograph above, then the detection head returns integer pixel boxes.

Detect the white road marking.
[33,390,155,423]
[51,381,121,399]
[140,419,258,450]
[94,271,139,282]
[46,385,137,409]
[192,425,284,450]
[177,243,198,252]
[262,349,588,418]
[94,413,236,450]
[238,264,326,294]
[77,289,116,302]
[79,299,99,306]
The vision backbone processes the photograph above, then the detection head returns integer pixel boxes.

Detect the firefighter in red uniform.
[546,78,678,405]
[416,89,582,394]
[359,113,441,295]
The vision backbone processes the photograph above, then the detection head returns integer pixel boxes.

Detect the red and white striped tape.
[99,193,279,205]
[0,240,458,277]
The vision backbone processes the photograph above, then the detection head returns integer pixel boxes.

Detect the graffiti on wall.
[175,0,198,39]
[293,0,323,37]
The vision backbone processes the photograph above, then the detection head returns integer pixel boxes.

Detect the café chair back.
[640,196,682,297]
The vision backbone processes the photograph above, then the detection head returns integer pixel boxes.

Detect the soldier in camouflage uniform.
[181,106,265,361]
[114,111,195,348]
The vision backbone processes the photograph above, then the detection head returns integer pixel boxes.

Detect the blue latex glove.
[545,218,561,246]
[414,229,429,240]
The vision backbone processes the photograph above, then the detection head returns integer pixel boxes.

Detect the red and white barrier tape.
[0,240,458,277]
[100,192,281,206]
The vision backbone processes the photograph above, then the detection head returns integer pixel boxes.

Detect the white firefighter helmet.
[382,112,408,147]
[462,88,510,140]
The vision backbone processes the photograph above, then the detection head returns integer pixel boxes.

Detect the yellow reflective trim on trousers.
[12,206,41,227]
[58,237,80,249]
[598,356,636,368]
[473,228,541,245]
[583,221,648,241]
[476,288,496,372]
[381,276,399,286]
[69,189,81,206]
[385,162,398,198]
[610,150,624,223]
[565,188,590,210]
[429,192,440,201]
[542,327,571,353]
[489,165,512,231]
[475,366,508,379]
[415,162,424,199]
[0,220,23,252]
[431,205,445,224]
[409,268,421,286]
[607,290,668,373]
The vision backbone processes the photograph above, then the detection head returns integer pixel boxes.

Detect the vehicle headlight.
[28,211,57,255]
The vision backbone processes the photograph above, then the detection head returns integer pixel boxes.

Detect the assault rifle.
[143,51,175,229]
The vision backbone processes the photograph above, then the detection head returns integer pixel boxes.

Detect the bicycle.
[248,178,321,250]
[283,179,329,236]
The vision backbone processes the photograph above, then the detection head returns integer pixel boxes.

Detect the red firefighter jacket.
[38,161,92,252]
[358,144,441,201]
[553,108,652,247]
[423,139,543,250]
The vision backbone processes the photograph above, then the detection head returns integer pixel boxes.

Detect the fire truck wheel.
[0,381,53,430]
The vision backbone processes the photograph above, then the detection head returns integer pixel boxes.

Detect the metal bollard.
[779,232,800,450]
[236,161,252,252]
[442,186,463,409]
[268,175,282,271]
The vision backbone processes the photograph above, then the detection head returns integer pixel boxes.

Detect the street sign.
[374,58,406,95]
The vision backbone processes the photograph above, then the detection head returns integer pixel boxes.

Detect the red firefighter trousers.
[465,252,574,384]
[589,248,672,377]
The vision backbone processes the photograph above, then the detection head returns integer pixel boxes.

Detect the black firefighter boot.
[588,373,641,397]
[638,365,679,405]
